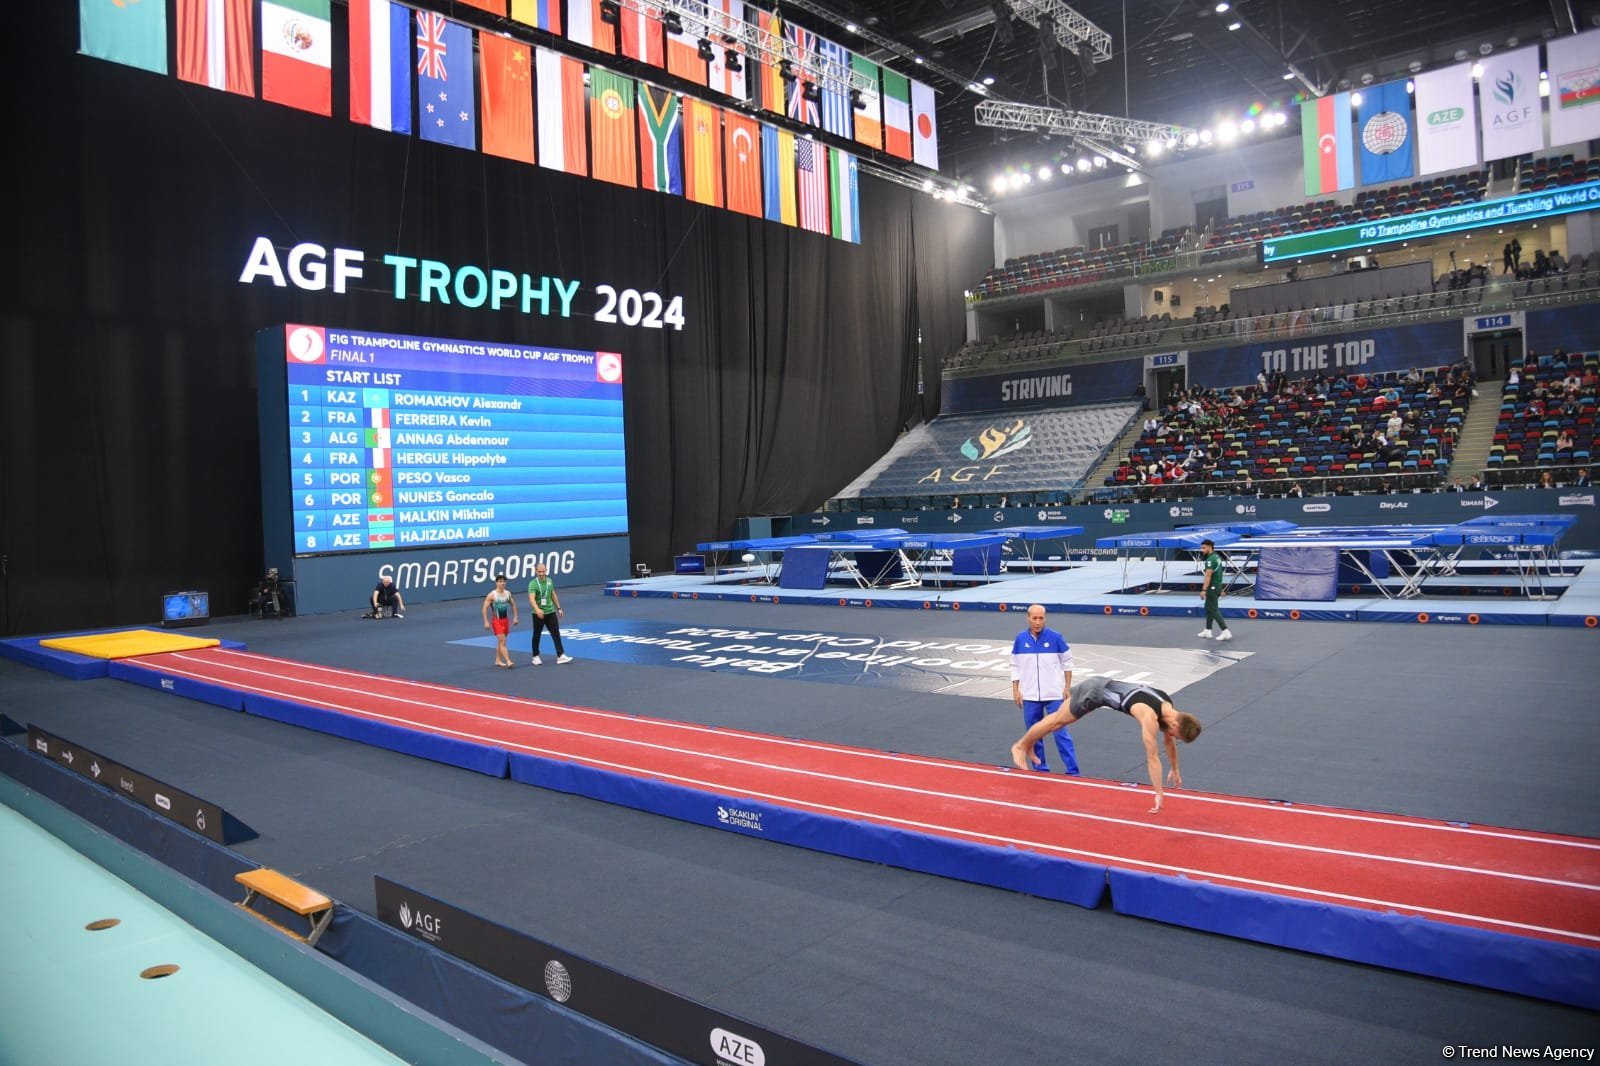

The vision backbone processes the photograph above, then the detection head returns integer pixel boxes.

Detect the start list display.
[279,324,626,555]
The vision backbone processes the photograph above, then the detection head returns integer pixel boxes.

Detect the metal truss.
[1004,0,1113,63]
[974,99,1194,145]
[617,0,874,95]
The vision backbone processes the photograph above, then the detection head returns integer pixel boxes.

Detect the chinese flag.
[479,34,535,163]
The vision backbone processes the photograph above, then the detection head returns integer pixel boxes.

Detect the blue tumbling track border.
[1108,868,1600,1011]
[505,750,1109,909]
[40,649,1598,1009]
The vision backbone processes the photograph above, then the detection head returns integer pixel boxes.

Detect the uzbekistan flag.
[261,0,332,116]
[1301,92,1355,195]
[350,0,412,132]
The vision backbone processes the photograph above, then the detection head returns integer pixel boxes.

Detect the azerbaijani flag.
[262,0,332,115]
[1301,92,1355,195]
[349,0,412,132]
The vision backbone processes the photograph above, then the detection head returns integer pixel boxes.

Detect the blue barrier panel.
[243,694,508,778]
[507,751,1109,909]
[0,638,109,680]
[1255,547,1338,602]
[1108,867,1600,1010]
[108,661,247,712]
[779,547,831,590]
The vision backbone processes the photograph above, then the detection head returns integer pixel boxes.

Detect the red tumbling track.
[133,648,1600,949]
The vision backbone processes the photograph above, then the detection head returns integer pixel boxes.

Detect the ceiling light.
[1227,21,1241,30]
[1059,162,1072,175]
[1076,157,1091,170]
[1199,129,1213,143]
[1094,155,1107,166]
[1540,80,1550,97]
[1146,138,1164,156]
[922,179,934,192]
[1240,118,1255,133]
[1039,166,1052,180]
[983,75,995,86]
[1405,80,1414,93]
[1217,121,1237,142]
[1010,173,1028,189]
[1184,132,1200,147]
[1350,92,1363,107]
[845,22,858,33]
[1471,62,1484,79]
[991,175,1009,194]
[914,56,925,65]
[1214,1,1230,11]
[1282,71,1295,80]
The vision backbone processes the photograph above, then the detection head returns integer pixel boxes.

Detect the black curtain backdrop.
[0,9,992,634]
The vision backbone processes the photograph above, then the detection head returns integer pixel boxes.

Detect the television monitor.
[162,590,210,628]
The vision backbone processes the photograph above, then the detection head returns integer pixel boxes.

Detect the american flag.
[795,138,829,234]
[416,12,449,81]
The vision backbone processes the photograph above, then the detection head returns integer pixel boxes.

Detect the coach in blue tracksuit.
[1010,604,1079,775]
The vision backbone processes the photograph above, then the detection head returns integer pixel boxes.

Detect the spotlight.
[1184,132,1200,147]
[1059,162,1071,175]
[1214,1,1229,10]
[1076,157,1090,170]
[1350,92,1363,107]
[1282,71,1295,80]
[1227,21,1241,30]
[1093,155,1107,166]
[599,0,620,25]
[845,22,858,33]
[802,81,821,102]
[1404,79,1414,93]
[1145,138,1163,156]
[1470,62,1484,79]
[697,38,715,61]
[991,175,1008,194]
[983,75,995,86]
[662,11,684,35]
[1540,79,1550,97]
[1240,118,1255,133]
[1199,129,1212,143]
[1039,167,1053,181]
[1217,121,1237,142]
[1010,173,1027,189]
[922,179,934,191]
[850,88,865,110]
[779,58,795,82]
[725,49,742,73]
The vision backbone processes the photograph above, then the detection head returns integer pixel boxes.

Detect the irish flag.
[1301,92,1355,195]
[262,0,332,115]
[882,68,912,160]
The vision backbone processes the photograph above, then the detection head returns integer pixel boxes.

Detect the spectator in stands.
[1449,477,1466,492]
[1577,468,1593,488]
[1237,470,1256,496]
[1507,365,1521,391]
[1378,478,1394,495]
[1555,430,1576,460]
[1468,474,1486,491]
[1386,411,1404,439]
[1511,237,1523,270]
[1539,470,1556,490]
[1549,249,1567,274]
[1286,481,1306,499]
[1533,249,1549,277]
[1503,242,1515,275]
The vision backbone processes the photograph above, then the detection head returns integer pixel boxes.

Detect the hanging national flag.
[589,68,638,186]
[568,0,617,53]
[261,0,332,116]
[761,123,796,226]
[795,138,829,235]
[350,0,412,132]
[178,0,256,96]
[536,48,588,175]
[666,15,708,86]
[1300,92,1354,195]
[706,0,746,100]
[829,147,859,243]
[683,98,724,207]
[80,0,168,75]
[1412,63,1477,177]
[785,24,819,126]
[620,8,664,68]
[911,78,938,171]
[724,111,763,217]
[818,37,852,138]
[752,9,785,114]
[1356,79,1413,186]
[510,0,561,35]
[455,0,506,12]
[416,11,476,150]
[882,67,911,159]
[480,34,535,163]
[638,84,684,195]
[1549,29,1600,146]
[851,54,882,150]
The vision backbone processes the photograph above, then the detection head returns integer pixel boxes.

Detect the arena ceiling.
[786,0,1597,182]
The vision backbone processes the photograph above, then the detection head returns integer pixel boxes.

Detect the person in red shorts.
[481,574,518,669]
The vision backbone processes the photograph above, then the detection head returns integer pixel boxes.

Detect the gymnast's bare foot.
[1010,743,1036,772]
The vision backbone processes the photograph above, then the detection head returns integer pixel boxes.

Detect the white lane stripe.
[138,657,1600,945]
[196,650,1600,852]
[156,655,1600,894]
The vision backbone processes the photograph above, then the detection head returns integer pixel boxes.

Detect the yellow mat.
[39,629,221,660]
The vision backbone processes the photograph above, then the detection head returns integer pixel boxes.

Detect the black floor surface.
[3,591,1597,1064]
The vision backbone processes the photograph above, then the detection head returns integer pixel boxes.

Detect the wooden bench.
[234,868,334,946]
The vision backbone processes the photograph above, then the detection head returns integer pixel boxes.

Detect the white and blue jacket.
[1010,627,1073,701]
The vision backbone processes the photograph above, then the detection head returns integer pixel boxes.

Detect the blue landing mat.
[0,632,247,680]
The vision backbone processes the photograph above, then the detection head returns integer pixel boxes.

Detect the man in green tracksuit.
[1197,538,1232,642]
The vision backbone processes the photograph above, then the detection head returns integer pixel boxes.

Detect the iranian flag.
[262,0,333,115]
[178,0,255,96]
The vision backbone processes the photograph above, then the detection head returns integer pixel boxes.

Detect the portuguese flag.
[262,0,333,115]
